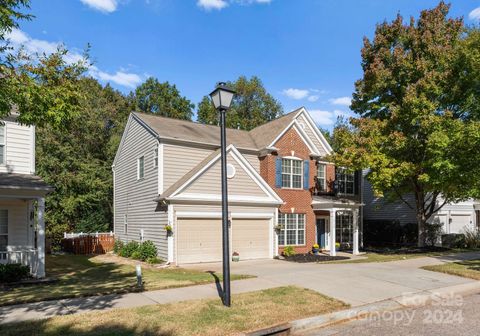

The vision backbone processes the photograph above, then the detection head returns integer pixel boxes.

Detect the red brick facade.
[259,127,335,254]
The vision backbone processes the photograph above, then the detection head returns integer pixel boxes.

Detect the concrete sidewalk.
[0,277,279,325]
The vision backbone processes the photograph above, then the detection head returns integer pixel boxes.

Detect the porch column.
[353,208,360,255]
[329,209,336,256]
[37,197,46,278]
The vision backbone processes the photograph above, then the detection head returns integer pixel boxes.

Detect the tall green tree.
[0,0,87,127]
[332,2,480,246]
[197,76,283,130]
[133,77,194,120]
[36,78,133,244]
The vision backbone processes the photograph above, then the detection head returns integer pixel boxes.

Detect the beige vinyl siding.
[181,152,266,197]
[0,121,34,174]
[113,118,167,259]
[244,153,260,173]
[162,144,213,192]
[0,200,30,248]
[295,114,328,156]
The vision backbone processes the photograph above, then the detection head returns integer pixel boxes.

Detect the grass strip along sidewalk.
[0,286,348,336]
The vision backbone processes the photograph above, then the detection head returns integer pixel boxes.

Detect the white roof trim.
[169,144,283,204]
[267,119,321,156]
[295,107,333,155]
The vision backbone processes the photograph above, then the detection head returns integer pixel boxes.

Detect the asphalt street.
[301,291,480,336]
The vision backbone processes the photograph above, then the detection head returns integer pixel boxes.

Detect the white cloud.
[90,67,142,88]
[6,29,142,88]
[307,95,319,102]
[282,88,310,100]
[309,110,335,126]
[80,0,118,13]
[197,0,228,10]
[329,96,351,106]
[469,7,480,21]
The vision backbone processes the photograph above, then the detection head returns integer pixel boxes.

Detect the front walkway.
[1,252,479,324]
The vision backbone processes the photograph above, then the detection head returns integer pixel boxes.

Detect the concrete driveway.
[184,252,480,306]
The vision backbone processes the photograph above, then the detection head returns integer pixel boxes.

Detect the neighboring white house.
[0,115,53,278]
[362,173,479,236]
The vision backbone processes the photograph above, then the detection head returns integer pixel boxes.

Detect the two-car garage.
[176,216,273,265]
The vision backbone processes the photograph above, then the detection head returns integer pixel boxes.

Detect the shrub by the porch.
[0,264,30,283]
[119,241,140,258]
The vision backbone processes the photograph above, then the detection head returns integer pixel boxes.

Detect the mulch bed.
[283,254,350,263]
[364,246,451,255]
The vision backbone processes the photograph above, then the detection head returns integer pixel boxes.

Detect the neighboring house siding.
[295,114,328,156]
[362,173,417,225]
[114,119,168,259]
[1,199,29,248]
[181,152,266,197]
[0,121,34,174]
[162,144,212,192]
[244,153,260,173]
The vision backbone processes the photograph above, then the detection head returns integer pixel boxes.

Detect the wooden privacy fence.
[62,232,115,255]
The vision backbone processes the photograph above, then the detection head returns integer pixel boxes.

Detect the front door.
[316,218,328,249]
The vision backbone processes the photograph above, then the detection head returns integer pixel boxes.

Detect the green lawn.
[422,259,480,280]
[0,254,252,306]
[0,286,348,336]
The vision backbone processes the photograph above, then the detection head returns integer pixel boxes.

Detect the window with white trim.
[317,163,326,191]
[278,213,305,245]
[281,158,302,189]
[0,125,5,165]
[337,168,354,195]
[137,156,145,180]
[153,148,158,168]
[0,210,7,251]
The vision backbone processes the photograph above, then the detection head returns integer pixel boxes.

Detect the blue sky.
[7,0,480,129]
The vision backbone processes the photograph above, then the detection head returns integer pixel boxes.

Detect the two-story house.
[0,114,52,278]
[113,107,362,265]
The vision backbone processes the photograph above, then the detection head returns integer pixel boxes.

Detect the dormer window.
[281,158,303,189]
[0,125,5,165]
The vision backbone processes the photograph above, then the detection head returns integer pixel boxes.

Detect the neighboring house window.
[281,158,303,189]
[137,156,145,180]
[317,163,326,191]
[124,214,128,234]
[153,148,158,168]
[337,168,354,195]
[0,125,5,165]
[278,213,305,246]
[0,210,7,251]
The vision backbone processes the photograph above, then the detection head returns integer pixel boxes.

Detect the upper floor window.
[278,213,305,246]
[0,210,7,251]
[153,148,158,168]
[0,125,5,165]
[317,163,326,192]
[137,156,145,180]
[281,158,303,189]
[337,168,354,195]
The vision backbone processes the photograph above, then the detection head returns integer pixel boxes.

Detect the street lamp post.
[209,82,235,307]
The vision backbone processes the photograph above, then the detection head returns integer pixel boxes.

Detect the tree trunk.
[417,211,426,247]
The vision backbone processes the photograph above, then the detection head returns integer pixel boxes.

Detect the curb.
[290,280,480,334]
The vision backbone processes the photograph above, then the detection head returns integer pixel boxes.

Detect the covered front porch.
[0,174,52,278]
[312,196,362,256]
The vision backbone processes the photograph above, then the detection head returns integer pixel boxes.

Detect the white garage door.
[232,218,270,260]
[449,214,472,234]
[177,218,222,264]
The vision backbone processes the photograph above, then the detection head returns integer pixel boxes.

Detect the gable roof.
[129,106,332,156]
[133,112,258,150]
[157,144,283,205]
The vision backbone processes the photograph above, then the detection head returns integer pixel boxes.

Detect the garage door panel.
[450,215,472,234]
[232,219,270,260]
[177,218,222,264]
